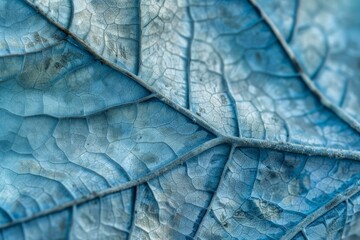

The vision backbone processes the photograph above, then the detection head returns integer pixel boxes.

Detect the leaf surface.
[0,0,360,239]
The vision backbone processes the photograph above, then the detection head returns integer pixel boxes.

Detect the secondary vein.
[247,0,360,135]
[0,137,225,230]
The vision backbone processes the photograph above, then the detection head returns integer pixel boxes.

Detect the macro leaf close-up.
[0,0,360,239]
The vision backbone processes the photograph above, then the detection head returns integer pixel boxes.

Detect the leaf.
[0,0,360,239]
[256,0,360,132]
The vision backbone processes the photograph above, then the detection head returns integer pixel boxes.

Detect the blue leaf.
[0,0,360,239]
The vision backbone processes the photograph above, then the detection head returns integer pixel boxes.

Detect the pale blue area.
[0,0,359,239]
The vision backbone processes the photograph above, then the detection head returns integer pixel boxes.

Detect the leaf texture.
[0,0,360,239]
[256,0,360,132]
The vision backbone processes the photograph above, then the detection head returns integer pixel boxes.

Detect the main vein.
[14,1,360,233]
[22,0,360,162]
